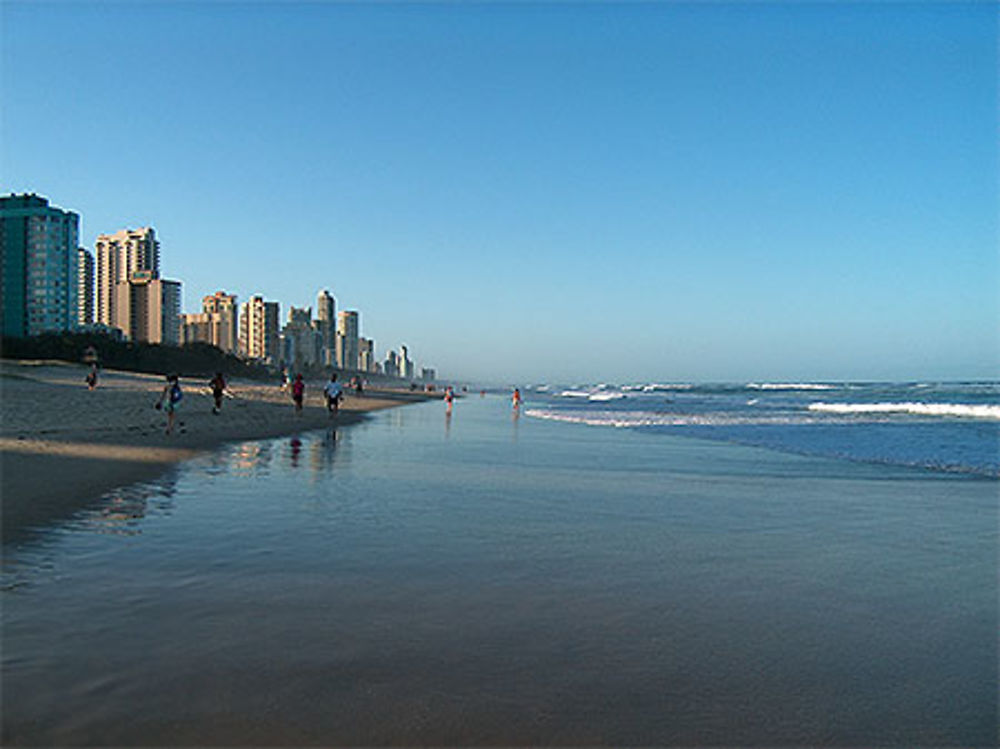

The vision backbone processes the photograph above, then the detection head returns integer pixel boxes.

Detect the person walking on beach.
[85,363,99,391]
[512,387,523,410]
[323,373,344,416]
[292,374,305,415]
[445,386,455,413]
[209,372,227,415]
[156,374,183,435]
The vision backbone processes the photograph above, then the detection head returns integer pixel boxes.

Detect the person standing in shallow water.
[445,386,455,413]
[292,374,305,415]
[209,372,227,415]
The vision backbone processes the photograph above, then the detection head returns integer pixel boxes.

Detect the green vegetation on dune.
[0,334,275,380]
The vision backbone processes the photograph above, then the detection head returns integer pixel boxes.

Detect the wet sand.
[1,360,436,540]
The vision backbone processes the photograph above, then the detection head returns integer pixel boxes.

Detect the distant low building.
[182,291,239,352]
[421,368,436,382]
[180,312,212,345]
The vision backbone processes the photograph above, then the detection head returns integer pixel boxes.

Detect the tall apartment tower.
[399,344,414,379]
[336,310,360,371]
[358,337,375,373]
[0,194,80,337]
[113,270,181,344]
[95,227,159,329]
[203,290,238,353]
[77,247,94,326]
[316,289,336,366]
[384,350,399,378]
[282,306,320,369]
[239,295,280,363]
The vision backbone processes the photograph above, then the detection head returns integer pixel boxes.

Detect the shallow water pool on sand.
[2,396,997,745]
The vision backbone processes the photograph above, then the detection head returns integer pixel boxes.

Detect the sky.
[2,1,996,384]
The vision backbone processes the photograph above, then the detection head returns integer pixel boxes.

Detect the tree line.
[0,333,274,380]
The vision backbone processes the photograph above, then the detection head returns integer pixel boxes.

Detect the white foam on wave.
[523,409,827,428]
[747,382,838,391]
[588,392,627,402]
[808,402,1000,420]
[557,389,592,398]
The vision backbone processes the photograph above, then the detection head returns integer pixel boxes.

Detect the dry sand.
[1,360,436,540]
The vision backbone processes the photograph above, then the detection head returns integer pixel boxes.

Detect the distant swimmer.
[512,388,523,409]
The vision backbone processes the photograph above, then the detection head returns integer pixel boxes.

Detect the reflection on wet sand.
[310,429,339,475]
[74,475,179,537]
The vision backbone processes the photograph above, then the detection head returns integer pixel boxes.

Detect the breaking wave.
[747,383,838,391]
[524,409,833,428]
[808,402,1000,420]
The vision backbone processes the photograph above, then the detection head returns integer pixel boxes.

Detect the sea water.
[2,390,997,745]
[526,380,1000,476]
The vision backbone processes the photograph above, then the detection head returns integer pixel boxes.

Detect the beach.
[2,393,995,745]
[0,359,434,540]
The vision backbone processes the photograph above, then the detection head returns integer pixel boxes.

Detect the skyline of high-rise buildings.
[1,192,438,380]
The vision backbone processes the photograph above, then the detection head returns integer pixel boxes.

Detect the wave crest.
[808,402,1000,420]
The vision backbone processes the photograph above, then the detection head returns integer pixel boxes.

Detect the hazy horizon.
[3,2,996,383]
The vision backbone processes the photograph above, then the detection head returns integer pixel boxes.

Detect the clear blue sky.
[3,1,996,383]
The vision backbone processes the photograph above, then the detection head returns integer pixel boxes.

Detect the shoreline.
[1,360,439,541]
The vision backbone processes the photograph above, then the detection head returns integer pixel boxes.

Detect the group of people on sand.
[151,371,230,435]
[289,372,345,417]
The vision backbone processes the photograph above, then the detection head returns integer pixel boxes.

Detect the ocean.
[524,380,1000,477]
[2,387,997,745]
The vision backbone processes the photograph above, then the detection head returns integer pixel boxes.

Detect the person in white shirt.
[323,373,344,416]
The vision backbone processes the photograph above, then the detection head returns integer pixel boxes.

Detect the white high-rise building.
[239,295,280,363]
[316,289,336,366]
[95,227,159,329]
[399,344,414,379]
[336,310,359,370]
